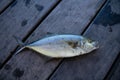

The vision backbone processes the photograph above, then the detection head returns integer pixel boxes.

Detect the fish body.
[15,35,99,58]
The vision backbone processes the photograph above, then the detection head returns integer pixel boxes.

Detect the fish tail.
[13,35,25,47]
[13,35,26,55]
[14,47,25,55]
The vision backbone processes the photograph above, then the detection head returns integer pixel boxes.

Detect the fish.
[14,34,99,58]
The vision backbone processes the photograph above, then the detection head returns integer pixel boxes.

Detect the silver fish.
[14,35,99,58]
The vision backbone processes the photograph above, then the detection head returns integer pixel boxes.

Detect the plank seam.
[81,0,108,35]
[0,0,61,70]
[22,0,62,42]
[0,0,15,15]
[0,46,19,69]
[47,0,108,79]
[104,52,120,80]
[46,59,64,80]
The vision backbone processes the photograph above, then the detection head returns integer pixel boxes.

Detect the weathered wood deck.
[0,0,120,80]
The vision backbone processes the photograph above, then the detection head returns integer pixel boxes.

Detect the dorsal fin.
[45,32,57,37]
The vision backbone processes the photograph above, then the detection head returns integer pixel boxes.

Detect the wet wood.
[0,0,60,66]
[109,57,120,80]
[105,53,120,80]
[0,0,13,14]
[50,0,120,80]
[0,0,106,80]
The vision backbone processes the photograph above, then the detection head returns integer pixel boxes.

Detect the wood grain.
[105,52,120,80]
[0,0,13,14]
[0,0,106,80]
[0,0,60,66]
[109,57,120,80]
[50,0,120,80]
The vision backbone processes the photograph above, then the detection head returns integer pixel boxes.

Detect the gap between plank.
[0,0,61,70]
[104,52,120,80]
[81,0,108,35]
[0,0,15,15]
[46,59,64,80]
[22,0,61,42]
[47,0,108,80]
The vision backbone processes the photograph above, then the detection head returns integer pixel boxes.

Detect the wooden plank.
[105,53,120,80]
[0,0,60,67]
[109,57,120,80]
[0,0,106,80]
[0,0,13,14]
[50,0,120,80]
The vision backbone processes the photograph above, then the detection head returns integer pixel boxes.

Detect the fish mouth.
[93,41,99,49]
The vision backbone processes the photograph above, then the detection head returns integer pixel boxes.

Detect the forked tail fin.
[14,46,25,55]
[13,36,24,46]
[13,36,26,55]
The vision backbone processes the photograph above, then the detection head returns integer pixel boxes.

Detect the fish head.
[80,39,99,53]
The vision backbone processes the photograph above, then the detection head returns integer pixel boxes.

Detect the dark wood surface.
[105,53,120,80]
[50,0,120,80]
[0,0,13,14]
[0,0,106,80]
[109,55,120,80]
[0,0,60,67]
[0,0,120,80]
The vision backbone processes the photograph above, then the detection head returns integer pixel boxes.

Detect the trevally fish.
[14,34,99,58]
